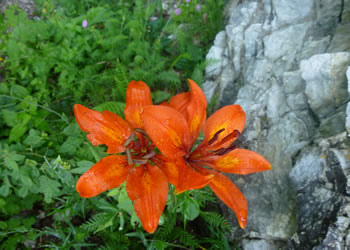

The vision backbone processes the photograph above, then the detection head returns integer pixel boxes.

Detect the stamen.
[134,128,147,135]
[133,159,148,165]
[219,129,241,145]
[208,128,225,145]
[126,148,133,165]
[233,129,241,138]
[123,132,135,147]
[215,144,237,156]
[142,151,156,159]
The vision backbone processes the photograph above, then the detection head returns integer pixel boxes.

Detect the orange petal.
[174,159,214,194]
[126,164,168,234]
[154,155,180,186]
[141,105,190,159]
[159,101,170,107]
[203,105,246,150]
[76,155,131,198]
[185,79,207,144]
[124,80,153,129]
[169,92,191,114]
[208,171,248,229]
[202,149,272,174]
[74,104,132,153]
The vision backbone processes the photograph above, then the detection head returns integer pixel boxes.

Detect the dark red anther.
[214,144,237,156]
[208,128,225,145]
[233,130,241,138]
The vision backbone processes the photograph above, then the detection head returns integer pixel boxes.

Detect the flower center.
[123,129,156,166]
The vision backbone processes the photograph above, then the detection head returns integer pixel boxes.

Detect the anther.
[219,129,241,145]
[142,151,156,159]
[214,144,237,156]
[123,132,135,147]
[133,159,148,165]
[134,128,147,135]
[233,130,241,138]
[126,148,133,165]
[208,128,225,145]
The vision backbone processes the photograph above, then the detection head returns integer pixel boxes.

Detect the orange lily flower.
[140,79,272,229]
[74,80,168,234]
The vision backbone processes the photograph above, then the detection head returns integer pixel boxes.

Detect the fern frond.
[156,213,177,241]
[156,71,180,89]
[175,227,199,248]
[201,211,232,232]
[93,101,125,117]
[81,213,109,233]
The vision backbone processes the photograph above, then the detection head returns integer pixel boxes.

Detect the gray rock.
[315,0,343,35]
[328,23,350,53]
[288,148,347,249]
[242,239,285,250]
[264,24,309,62]
[300,53,350,119]
[272,0,315,27]
[203,0,350,249]
[346,67,350,134]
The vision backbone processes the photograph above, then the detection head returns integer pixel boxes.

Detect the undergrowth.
[0,0,230,248]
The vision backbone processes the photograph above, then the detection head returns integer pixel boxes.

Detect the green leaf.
[11,84,29,98]
[117,186,134,216]
[39,176,61,203]
[4,158,18,171]
[0,83,9,94]
[70,160,94,174]
[94,101,125,118]
[18,186,28,198]
[0,185,10,197]
[20,175,33,187]
[0,221,7,230]
[59,136,82,155]
[23,129,42,148]
[19,96,38,113]
[7,152,25,162]
[184,199,200,221]
[107,187,120,197]
[9,124,27,142]
[151,90,171,104]
[2,109,17,127]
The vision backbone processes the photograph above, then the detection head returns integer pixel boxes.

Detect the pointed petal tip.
[239,218,247,229]
[144,225,157,234]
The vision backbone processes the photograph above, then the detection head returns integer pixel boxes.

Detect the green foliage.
[0,0,233,248]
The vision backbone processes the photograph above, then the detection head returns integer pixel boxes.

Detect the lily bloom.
[141,79,272,229]
[74,81,168,234]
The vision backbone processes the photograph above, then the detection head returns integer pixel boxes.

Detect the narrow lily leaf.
[141,105,191,159]
[203,105,246,150]
[74,104,132,154]
[208,171,248,229]
[208,149,272,174]
[76,155,131,198]
[124,80,152,129]
[126,165,168,234]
